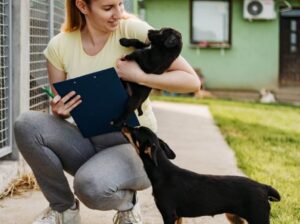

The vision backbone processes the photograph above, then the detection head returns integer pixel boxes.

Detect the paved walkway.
[0,101,243,224]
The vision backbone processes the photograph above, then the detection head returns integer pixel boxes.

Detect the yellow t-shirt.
[44,18,157,132]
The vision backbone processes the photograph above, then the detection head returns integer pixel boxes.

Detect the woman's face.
[85,0,124,33]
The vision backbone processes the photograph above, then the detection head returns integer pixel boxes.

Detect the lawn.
[151,96,300,224]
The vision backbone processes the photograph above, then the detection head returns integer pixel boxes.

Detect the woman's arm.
[47,60,67,95]
[47,61,82,118]
[116,55,201,93]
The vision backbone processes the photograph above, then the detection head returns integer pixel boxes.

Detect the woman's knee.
[74,170,115,210]
[14,111,49,153]
[14,111,36,141]
[14,111,46,134]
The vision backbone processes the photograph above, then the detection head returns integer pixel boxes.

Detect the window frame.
[189,0,232,48]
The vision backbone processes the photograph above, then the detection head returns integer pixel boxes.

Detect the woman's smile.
[108,20,119,27]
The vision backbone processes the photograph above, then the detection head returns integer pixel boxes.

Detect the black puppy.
[111,28,182,126]
[122,126,281,224]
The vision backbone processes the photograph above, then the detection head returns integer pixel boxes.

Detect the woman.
[13,0,200,224]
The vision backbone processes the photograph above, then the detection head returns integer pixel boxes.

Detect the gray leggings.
[13,111,150,212]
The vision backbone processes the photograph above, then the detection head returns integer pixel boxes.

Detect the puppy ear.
[158,138,176,159]
[164,34,178,48]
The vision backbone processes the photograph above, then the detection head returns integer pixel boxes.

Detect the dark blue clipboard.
[53,67,139,138]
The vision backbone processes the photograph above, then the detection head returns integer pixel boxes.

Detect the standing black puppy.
[111,28,182,126]
[122,126,281,224]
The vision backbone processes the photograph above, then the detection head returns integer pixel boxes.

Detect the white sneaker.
[113,202,143,224]
[32,200,80,224]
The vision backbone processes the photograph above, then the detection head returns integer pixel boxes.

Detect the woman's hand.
[116,58,146,84]
[50,91,82,119]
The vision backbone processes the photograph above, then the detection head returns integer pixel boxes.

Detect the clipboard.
[53,67,139,138]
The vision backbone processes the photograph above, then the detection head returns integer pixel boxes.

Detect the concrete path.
[0,101,243,224]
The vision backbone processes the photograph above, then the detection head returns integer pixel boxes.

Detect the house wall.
[144,0,279,90]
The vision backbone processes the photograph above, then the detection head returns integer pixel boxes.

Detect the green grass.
[151,96,300,223]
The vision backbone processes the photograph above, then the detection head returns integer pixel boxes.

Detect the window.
[190,0,232,48]
[290,20,297,53]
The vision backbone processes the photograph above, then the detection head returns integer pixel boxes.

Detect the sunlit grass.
[151,96,300,223]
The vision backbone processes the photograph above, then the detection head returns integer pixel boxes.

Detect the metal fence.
[0,0,11,158]
[29,0,65,112]
[53,0,65,35]
[29,0,50,112]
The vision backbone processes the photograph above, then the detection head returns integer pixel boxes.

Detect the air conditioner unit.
[243,0,276,20]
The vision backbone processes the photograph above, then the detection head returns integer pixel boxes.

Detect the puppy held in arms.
[122,126,281,224]
[111,28,182,127]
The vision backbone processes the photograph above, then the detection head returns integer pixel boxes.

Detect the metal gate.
[0,0,11,158]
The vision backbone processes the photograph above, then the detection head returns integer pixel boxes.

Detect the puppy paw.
[120,38,130,47]
[137,108,144,116]
[120,56,127,61]
[120,54,133,61]
[124,54,134,60]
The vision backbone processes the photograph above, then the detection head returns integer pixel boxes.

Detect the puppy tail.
[266,185,281,202]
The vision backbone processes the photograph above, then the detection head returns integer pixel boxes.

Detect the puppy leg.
[157,205,178,224]
[248,206,270,224]
[120,38,150,49]
[137,105,143,116]
[225,213,245,224]
[161,213,177,224]
[248,216,270,224]
[112,97,142,127]
[123,51,140,61]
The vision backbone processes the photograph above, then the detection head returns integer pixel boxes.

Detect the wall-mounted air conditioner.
[243,0,276,20]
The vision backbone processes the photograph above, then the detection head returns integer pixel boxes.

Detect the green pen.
[41,86,55,99]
